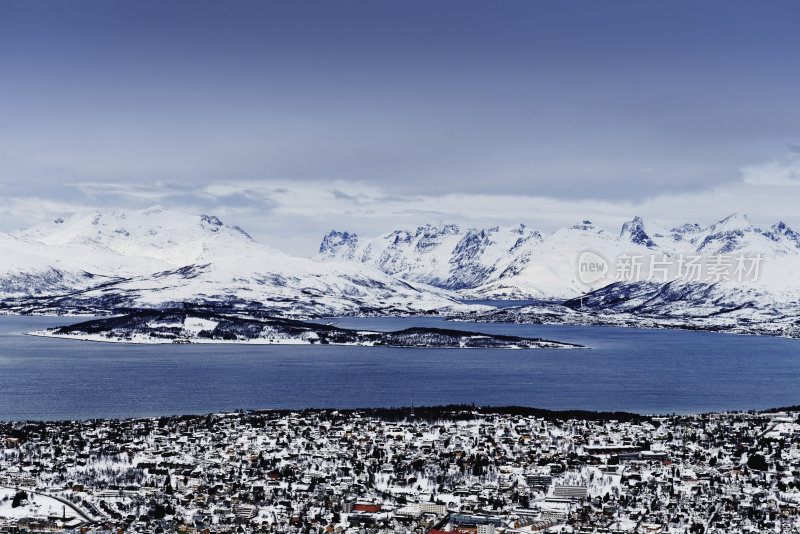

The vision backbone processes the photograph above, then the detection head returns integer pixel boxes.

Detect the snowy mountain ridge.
[5,207,800,334]
[16,206,261,266]
[319,214,800,300]
[0,207,469,317]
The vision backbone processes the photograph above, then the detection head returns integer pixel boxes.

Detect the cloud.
[330,189,358,201]
[70,182,172,202]
[0,197,97,231]
[6,165,800,256]
[741,152,800,186]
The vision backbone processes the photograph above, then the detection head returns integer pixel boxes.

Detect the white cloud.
[194,179,800,255]
[70,182,176,202]
[741,152,800,186]
[5,168,800,256]
[0,197,97,231]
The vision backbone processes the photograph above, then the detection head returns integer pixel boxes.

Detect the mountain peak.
[569,220,597,231]
[620,216,656,248]
[711,212,754,232]
[319,230,360,257]
[767,221,800,248]
[17,207,259,265]
[415,223,461,238]
[771,221,795,234]
[200,214,223,227]
[696,213,767,254]
[671,223,702,234]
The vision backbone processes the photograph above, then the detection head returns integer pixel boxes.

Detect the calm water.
[1,315,799,421]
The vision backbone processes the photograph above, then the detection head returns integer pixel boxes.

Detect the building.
[553,485,588,500]
[419,502,447,515]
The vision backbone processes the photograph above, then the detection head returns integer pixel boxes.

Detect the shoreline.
[25,329,582,348]
[3,403,798,425]
[5,306,800,340]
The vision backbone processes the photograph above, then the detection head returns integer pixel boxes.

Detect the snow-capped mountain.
[0,233,101,296]
[614,213,800,258]
[320,219,656,299]
[320,214,800,300]
[319,223,543,292]
[473,219,655,299]
[6,207,800,331]
[18,207,256,266]
[0,207,467,316]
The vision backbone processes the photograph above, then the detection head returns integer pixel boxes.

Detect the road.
[0,484,100,525]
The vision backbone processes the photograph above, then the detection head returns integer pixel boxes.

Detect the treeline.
[22,403,800,434]
[314,404,651,424]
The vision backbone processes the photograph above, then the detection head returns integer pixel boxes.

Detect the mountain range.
[319,213,800,300]
[0,207,465,316]
[3,207,800,337]
[319,214,800,336]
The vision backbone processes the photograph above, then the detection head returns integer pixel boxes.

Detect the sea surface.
[1,314,799,421]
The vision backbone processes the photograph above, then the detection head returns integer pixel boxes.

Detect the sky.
[2,0,800,255]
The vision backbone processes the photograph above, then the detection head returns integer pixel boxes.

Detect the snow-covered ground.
[0,487,77,522]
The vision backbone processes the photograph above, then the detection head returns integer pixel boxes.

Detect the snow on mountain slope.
[619,216,658,249]
[0,233,100,296]
[539,276,800,338]
[617,216,691,253]
[60,251,464,316]
[463,215,800,336]
[566,279,768,317]
[17,206,258,266]
[38,260,465,317]
[617,213,800,258]
[471,220,656,299]
[467,279,800,338]
[690,213,793,256]
[319,223,543,291]
[320,214,800,300]
[766,221,800,249]
[321,219,657,299]
[6,207,800,321]
[2,208,469,316]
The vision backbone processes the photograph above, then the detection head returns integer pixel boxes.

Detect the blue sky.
[2,1,800,254]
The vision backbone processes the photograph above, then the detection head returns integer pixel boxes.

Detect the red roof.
[354,503,381,513]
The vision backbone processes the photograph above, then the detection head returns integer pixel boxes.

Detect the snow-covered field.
[0,487,73,521]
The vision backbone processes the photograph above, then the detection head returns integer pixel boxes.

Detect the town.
[2,405,800,534]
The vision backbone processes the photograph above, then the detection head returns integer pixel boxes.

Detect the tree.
[747,454,768,472]
[151,502,167,519]
[11,491,28,508]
